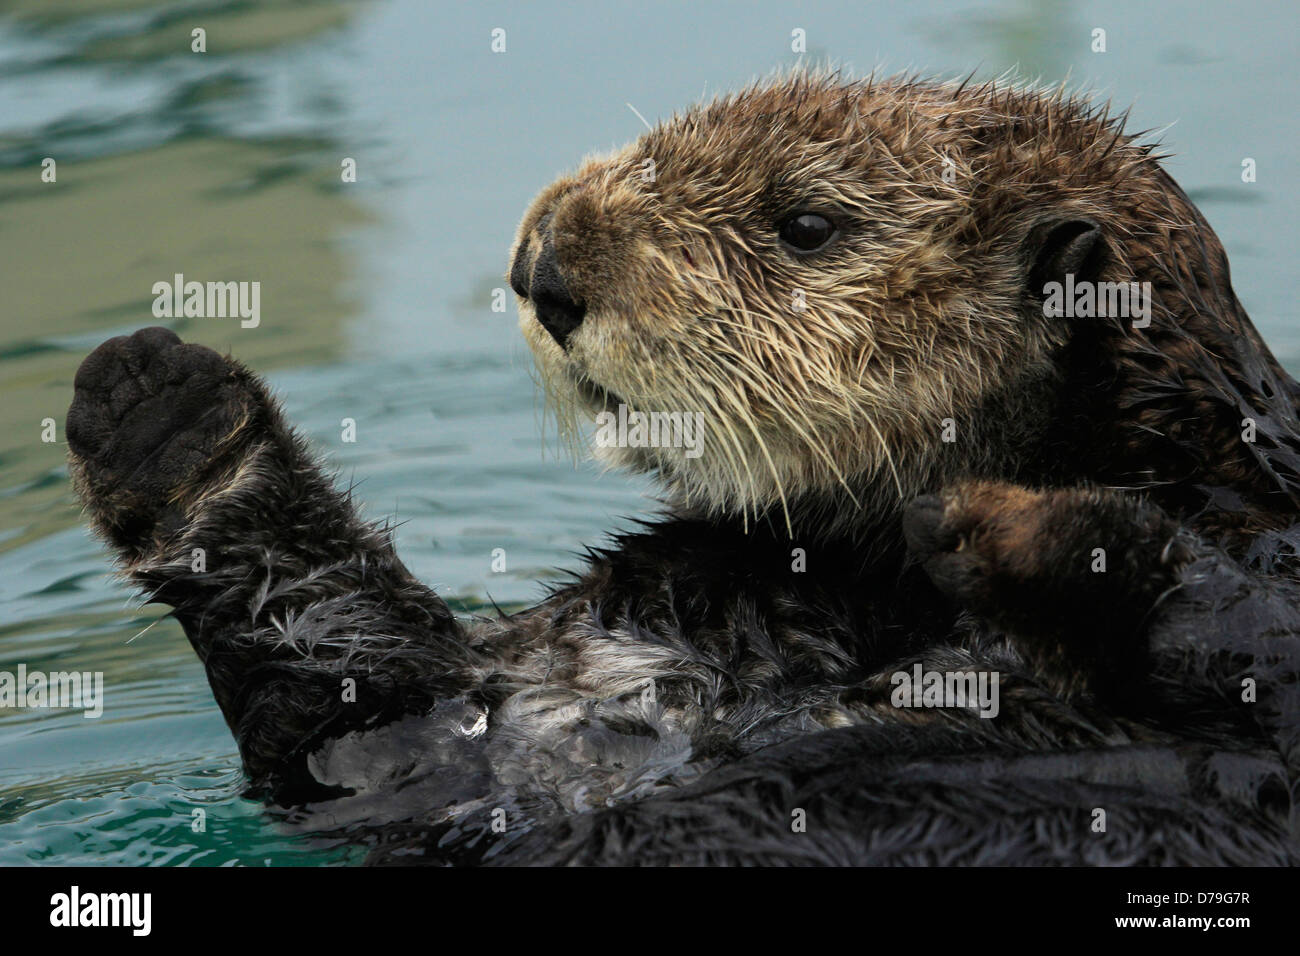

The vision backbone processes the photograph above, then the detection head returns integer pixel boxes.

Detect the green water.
[0,0,1296,865]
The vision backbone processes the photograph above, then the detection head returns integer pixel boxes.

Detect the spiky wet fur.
[517,72,1300,541]
[66,73,1300,865]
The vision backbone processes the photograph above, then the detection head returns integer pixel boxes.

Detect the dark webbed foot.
[67,326,271,556]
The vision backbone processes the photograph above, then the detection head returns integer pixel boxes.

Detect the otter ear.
[1024,218,1105,295]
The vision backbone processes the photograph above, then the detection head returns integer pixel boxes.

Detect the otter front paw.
[902,481,1054,614]
[903,480,1196,696]
[903,481,1192,617]
[67,326,270,554]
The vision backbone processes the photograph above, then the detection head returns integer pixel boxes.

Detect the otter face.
[509,74,1135,525]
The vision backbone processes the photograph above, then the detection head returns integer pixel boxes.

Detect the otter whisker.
[710,344,864,509]
[678,376,761,521]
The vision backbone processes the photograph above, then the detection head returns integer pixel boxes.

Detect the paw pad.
[67,326,259,519]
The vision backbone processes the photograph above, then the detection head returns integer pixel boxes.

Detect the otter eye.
[778,212,836,253]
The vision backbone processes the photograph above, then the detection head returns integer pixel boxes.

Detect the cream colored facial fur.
[512,72,1161,530]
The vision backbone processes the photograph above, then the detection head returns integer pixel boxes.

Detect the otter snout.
[510,215,586,348]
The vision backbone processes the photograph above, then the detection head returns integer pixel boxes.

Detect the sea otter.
[66,73,1300,865]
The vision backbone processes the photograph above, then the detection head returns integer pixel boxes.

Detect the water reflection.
[0,0,374,866]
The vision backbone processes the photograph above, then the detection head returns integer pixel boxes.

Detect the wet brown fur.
[63,72,1300,864]
[514,71,1300,547]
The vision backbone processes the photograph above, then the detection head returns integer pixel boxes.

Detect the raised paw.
[67,327,271,553]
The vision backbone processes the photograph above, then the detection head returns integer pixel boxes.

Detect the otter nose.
[511,228,586,349]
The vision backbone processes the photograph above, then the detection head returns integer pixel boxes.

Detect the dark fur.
[65,77,1300,865]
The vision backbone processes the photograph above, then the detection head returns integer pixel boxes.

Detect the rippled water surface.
[0,0,1296,865]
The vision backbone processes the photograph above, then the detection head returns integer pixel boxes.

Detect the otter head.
[510,72,1300,537]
